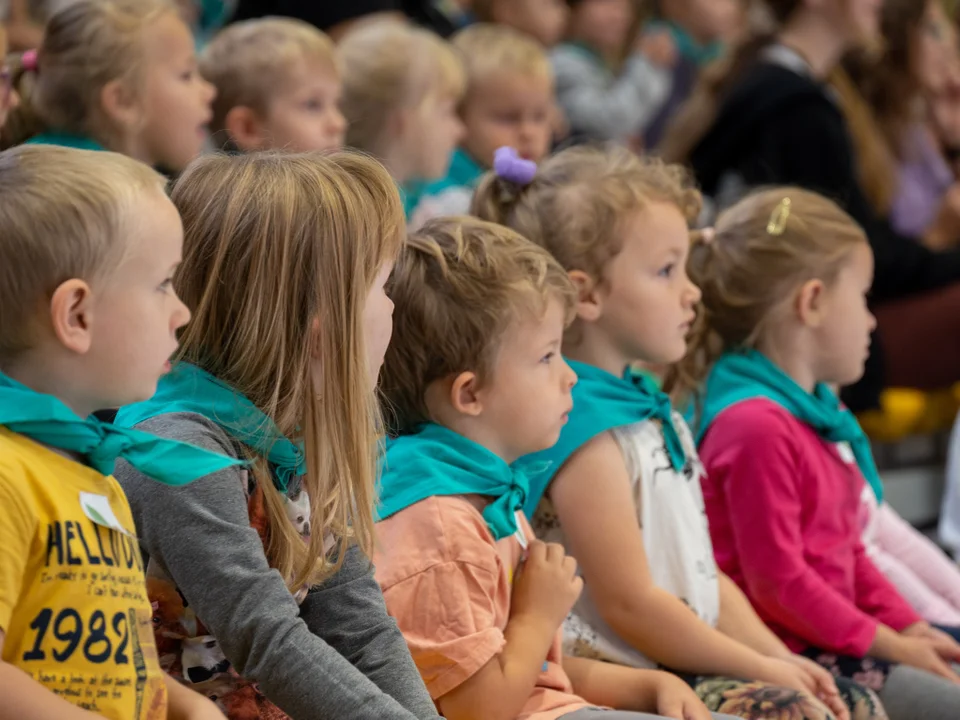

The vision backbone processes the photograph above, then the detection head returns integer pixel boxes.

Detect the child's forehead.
[467,68,553,101]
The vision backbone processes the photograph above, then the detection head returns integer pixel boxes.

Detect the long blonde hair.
[667,187,867,407]
[170,151,404,588]
[2,0,177,150]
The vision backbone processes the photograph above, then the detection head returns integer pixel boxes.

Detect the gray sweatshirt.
[551,43,672,145]
[114,412,438,720]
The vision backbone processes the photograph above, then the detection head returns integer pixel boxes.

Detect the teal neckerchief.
[516,359,687,519]
[25,132,107,152]
[377,423,529,540]
[645,20,723,66]
[420,148,486,198]
[693,349,883,501]
[116,362,304,493]
[0,372,244,483]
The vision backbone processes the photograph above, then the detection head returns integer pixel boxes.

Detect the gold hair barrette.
[767,198,791,236]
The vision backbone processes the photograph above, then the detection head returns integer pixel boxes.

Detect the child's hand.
[648,671,712,720]
[780,655,849,720]
[893,635,960,683]
[635,30,678,69]
[510,540,583,633]
[754,657,825,697]
[903,622,960,665]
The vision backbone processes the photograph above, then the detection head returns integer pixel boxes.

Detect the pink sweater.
[698,399,921,657]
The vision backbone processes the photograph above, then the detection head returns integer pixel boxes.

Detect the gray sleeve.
[115,413,435,720]
[552,47,672,142]
[301,545,437,719]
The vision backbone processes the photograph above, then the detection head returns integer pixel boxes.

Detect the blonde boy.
[0,145,235,720]
[410,24,555,227]
[201,18,346,153]
[374,216,724,720]
[338,19,466,193]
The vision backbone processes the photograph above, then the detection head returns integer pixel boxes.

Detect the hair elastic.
[21,49,38,72]
[493,146,537,186]
[767,198,791,236]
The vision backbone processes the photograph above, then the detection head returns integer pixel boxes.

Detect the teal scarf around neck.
[516,358,687,519]
[377,423,529,541]
[693,349,883,501]
[645,20,724,66]
[0,372,244,484]
[115,362,304,493]
[25,132,107,152]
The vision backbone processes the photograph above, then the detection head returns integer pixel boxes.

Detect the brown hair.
[170,151,403,589]
[667,186,867,405]
[201,18,337,146]
[472,144,701,288]
[2,0,178,150]
[338,20,465,156]
[380,216,575,435]
[0,145,168,361]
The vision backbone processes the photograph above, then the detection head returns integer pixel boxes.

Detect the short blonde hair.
[171,151,404,589]
[0,145,168,359]
[473,144,701,288]
[201,18,337,140]
[3,0,179,149]
[338,20,465,154]
[380,216,576,435]
[453,23,552,89]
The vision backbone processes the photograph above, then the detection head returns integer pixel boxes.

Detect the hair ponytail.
[470,170,532,226]
[1,51,45,150]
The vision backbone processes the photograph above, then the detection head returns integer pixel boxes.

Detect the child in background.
[683,188,960,720]
[0,145,238,720]
[3,0,215,174]
[201,18,345,153]
[472,0,569,47]
[476,146,882,720]
[642,0,744,148]
[410,24,554,227]
[375,214,729,720]
[113,152,438,720]
[0,26,19,125]
[338,19,465,207]
[552,0,674,148]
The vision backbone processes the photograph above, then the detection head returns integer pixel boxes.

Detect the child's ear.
[224,106,268,152]
[568,270,602,322]
[449,371,484,417]
[796,278,826,328]
[50,279,95,355]
[100,78,142,134]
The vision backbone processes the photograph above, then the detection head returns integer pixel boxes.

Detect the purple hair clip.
[21,49,38,72]
[493,146,537,186]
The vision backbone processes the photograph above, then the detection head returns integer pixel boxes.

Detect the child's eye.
[540,351,556,364]
[303,99,324,111]
[658,263,675,278]
[159,278,174,292]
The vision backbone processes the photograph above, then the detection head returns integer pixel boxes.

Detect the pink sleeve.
[875,503,960,622]
[866,541,960,626]
[852,539,922,632]
[707,407,879,656]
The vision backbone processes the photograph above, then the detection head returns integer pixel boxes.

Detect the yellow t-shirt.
[0,427,168,720]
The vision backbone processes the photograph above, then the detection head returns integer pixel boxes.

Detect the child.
[112,152,438,719]
[475,145,883,720]
[200,18,346,153]
[0,144,238,719]
[409,23,556,228]
[374,215,731,720]
[472,0,569,47]
[0,26,19,127]
[338,19,465,201]
[682,187,960,720]
[3,0,215,173]
[642,0,744,148]
[552,0,674,148]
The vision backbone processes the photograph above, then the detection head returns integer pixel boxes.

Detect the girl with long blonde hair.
[684,187,960,720]
[113,151,438,720]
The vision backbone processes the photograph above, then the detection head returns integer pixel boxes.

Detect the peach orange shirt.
[374,495,590,720]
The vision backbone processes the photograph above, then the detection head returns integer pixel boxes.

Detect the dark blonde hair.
[170,151,404,589]
[2,0,179,150]
[472,145,701,288]
[667,187,868,405]
[381,216,575,435]
[0,145,168,362]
